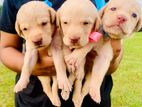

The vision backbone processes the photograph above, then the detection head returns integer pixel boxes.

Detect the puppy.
[14,1,66,106]
[73,0,142,105]
[56,0,101,105]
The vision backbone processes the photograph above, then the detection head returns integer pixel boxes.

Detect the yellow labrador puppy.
[71,0,142,106]
[14,1,67,106]
[56,0,101,104]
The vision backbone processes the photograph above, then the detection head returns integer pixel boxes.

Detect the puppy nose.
[117,15,127,24]
[70,37,80,43]
[32,38,42,46]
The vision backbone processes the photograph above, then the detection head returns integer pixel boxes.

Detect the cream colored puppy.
[56,0,101,105]
[14,1,66,106]
[71,0,142,106]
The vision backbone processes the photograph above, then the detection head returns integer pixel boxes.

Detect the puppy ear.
[134,16,142,31]
[56,11,61,28]
[15,21,22,36]
[99,6,106,19]
[49,8,56,24]
[15,21,25,38]
[93,16,102,31]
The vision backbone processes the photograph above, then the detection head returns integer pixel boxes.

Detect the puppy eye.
[83,22,89,25]
[63,21,68,24]
[41,22,47,26]
[23,28,28,31]
[132,13,137,18]
[110,7,117,11]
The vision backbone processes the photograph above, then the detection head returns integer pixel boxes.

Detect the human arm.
[0,31,55,76]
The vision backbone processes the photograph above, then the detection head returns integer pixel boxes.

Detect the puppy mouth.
[70,43,81,47]
[35,44,49,49]
[68,43,82,49]
[106,24,127,35]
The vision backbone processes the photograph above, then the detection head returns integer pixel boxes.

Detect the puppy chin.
[104,26,128,38]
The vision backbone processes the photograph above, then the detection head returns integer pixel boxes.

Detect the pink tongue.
[89,32,102,42]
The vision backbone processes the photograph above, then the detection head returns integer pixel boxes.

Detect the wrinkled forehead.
[107,0,141,14]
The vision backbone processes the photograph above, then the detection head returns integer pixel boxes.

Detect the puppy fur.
[81,0,142,105]
[14,1,65,106]
[58,0,142,106]
[56,0,101,106]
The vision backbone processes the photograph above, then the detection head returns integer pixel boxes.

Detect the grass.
[0,64,15,107]
[111,32,142,107]
[0,32,142,107]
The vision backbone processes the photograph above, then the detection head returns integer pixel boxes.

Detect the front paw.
[14,78,29,93]
[75,69,85,81]
[61,90,70,101]
[66,62,76,73]
[57,76,72,93]
[89,85,101,104]
[65,53,82,68]
[52,95,61,107]
[72,92,83,107]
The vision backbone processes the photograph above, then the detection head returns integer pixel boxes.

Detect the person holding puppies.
[0,0,114,107]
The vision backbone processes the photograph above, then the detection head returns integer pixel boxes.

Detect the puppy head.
[15,1,56,48]
[57,0,101,49]
[100,0,142,39]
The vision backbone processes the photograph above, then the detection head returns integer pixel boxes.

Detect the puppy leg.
[61,73,75,100]
[52,29,72,94]
[72,79,82,107]
[14,49,38,92]
[75,58,86,80]
[73,71,91,107]
[65,42,95,76]
[89,42,113,104]
[52,76,61,106]
[38,76,53,100]
[72,58,85,107]
[63,45,72,73]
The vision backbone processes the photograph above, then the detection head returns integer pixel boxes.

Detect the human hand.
[32,55,56,76]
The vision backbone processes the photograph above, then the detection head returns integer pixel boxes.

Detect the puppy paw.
[72,93,83,107]
[61,90,70,100]
[14,78,29,93]
[89,86,101,104]
[65,53,82,72]
[57,76,72,93]
[52,96,61,107]
[65,53,83,67]
[66,62,75,73]
[75,69,85,81]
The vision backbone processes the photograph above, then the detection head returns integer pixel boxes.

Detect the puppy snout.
[32,37,42,46]
[117,15,127,24]
[70,37,80,44]
[33,39,42,46]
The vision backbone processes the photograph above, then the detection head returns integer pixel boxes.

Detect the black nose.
[70,37,80,44]
[33,38,42,46]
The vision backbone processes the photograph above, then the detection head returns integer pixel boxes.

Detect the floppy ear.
[15,21,25,38]
[48,8,56,24]
[99,6,107,19]
[94,15,102,31]
[134,16,142,31]
[56,11,61,28]
[15,21,22,36]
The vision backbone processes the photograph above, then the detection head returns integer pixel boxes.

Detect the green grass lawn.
[0,32,142,107]
[111,32,142,107]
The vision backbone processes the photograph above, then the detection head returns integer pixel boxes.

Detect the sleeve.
[0,0,18,34]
